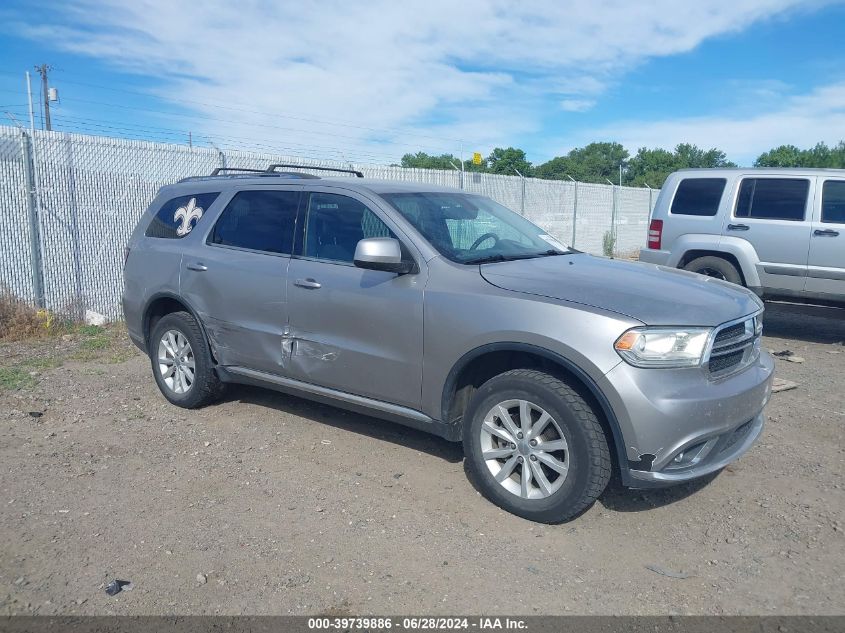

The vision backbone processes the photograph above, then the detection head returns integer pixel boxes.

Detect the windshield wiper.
[463,250,568,265]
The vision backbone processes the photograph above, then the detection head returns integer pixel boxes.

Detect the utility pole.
[35,64,52,131]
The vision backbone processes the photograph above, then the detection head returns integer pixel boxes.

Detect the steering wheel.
[469,232,500,251]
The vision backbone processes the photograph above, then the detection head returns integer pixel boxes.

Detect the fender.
[667,233,762,288]
[141,291,216,360]
[440,342,632,485]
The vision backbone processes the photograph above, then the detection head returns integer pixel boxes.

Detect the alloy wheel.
[157,329,195,394]
[479,399,569,499]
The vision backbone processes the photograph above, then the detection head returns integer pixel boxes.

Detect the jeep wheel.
[684,256,743,285]
[463,369,611,523]
[150,311,224,409]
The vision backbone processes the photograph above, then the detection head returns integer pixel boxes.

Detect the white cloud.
[560,99,596,112]
[7,0,826,162]
[573,81,845,165]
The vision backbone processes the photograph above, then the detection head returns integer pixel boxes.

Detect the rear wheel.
[462,369,611,523]
[684,256,743,285]
[149,311,224,408]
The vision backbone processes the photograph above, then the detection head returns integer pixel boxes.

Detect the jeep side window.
[303,192,395,264]
[145,192,220,239]
[210,190,300,254]
[822,181,845,224]
[670,178,726,216]
[734,178,809,221]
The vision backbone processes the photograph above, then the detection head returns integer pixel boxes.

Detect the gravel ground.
[0,301,843,616]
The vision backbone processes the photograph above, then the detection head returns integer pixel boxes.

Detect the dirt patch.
[0,302,843,615]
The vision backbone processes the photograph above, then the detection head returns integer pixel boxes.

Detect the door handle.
[727,223,750,231]
[294,278,322,289]
[814,229,840,237]
[186,263,208,271]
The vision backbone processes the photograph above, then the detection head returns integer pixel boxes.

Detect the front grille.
[714,322,745,344]
[707,314,762,378]
[709,350,744,373]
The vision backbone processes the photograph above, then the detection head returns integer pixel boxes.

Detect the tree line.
[399,141,845,188]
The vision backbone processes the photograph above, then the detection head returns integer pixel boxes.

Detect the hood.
[480,254,763,326]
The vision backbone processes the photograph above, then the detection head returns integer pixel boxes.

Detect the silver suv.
[123,165,774,522]
[640,168,845,305]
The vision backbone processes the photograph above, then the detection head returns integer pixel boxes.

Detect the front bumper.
[599,351,774,487]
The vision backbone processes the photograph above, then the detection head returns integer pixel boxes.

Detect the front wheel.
[149,311,224,409]
[462,369,611,523]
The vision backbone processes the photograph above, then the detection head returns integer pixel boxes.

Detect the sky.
[0,0,844,167]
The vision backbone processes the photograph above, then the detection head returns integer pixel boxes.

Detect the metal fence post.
[20,130,45,308]
[566,175,577,247]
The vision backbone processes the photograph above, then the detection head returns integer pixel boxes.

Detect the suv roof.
[673,167,845,177]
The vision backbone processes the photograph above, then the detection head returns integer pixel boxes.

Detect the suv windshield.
[380,192,571,264]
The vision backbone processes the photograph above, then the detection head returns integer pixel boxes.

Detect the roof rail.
[210,167,267,176]
[266,163,365,178]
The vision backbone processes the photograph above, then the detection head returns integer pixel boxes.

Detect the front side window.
[303,193,394,263]
[822,180,845,224]
[735,178,809,221]
[210,190,300,254]
[380,192,570,264]
[146,192,220,239]
[670,178,726,216]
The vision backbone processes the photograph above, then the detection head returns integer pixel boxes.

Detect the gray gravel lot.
[1,301,843,615]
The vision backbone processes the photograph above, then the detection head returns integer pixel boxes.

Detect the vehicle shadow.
[763,301,845,344]
[221,384,465,464]
[597,471,719,514]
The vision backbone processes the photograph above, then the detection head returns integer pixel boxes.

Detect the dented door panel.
[286,258,426,409]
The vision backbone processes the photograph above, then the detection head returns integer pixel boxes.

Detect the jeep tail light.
[647,219,663,250]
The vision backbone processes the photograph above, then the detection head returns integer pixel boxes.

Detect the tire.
[149,311,224,409]
[683,256,743,286]
[462,369,611,523]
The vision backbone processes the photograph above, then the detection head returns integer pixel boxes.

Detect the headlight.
[614,327,712,368]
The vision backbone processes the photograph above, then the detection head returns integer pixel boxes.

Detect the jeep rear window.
[145,193,220,239]
[735,178,808,221]
[670,178,726,216]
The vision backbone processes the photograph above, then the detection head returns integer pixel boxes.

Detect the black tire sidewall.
[463,374,600,521]
[149,312,214,408]
[685,256,742,285]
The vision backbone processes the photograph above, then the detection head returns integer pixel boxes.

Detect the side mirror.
[353,237,414,274]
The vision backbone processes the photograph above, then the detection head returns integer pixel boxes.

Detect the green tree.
[534,142,628,183]
[486,147,533,176]
[626,143,736,188]
[755,141,845,168]
[400,151,464,170]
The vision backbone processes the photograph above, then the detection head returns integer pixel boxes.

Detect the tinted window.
[145,193,219,239]
[822,180,845,224]
[304,193,393,263]
[210,190,300,254]
[670,178,725,216]
[735,178,808,221]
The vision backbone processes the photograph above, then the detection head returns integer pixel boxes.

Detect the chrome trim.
[703,310,764,380]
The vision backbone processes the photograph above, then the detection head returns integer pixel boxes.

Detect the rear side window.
[670,178,726,216]
[145,193,220,239]
[735,178,809,221]
[822,180,845,223]
[210,190,300,254]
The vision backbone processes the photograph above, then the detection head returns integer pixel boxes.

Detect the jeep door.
[285,188,425,409]
[180,186,302,374]
[724,176,813,293]
[806,177,845,299]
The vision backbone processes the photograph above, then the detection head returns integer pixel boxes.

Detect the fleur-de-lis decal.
[174,198,204,236]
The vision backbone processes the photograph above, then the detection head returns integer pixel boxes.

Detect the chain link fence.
[0,125,658,321]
